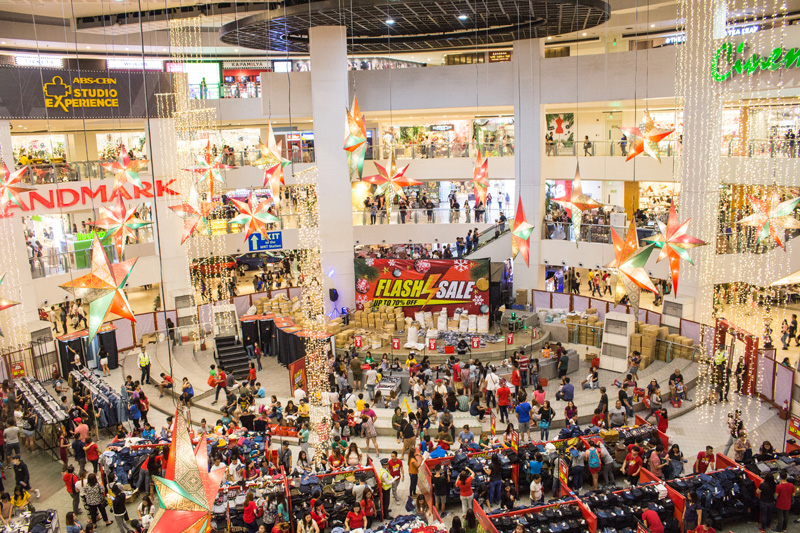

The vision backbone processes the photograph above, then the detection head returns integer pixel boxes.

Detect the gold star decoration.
[618,111,674,163]
[643,200,707,296]
[552,162,602,245]
[252,124,291,209]
[0,163,32,213]
[737,186,800,250]
[606,221,657,318]
[344,94,368,180]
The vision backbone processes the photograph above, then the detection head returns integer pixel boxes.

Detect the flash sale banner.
[354,258,490,315]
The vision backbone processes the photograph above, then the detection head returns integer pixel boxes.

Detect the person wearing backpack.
[586,442,602,490]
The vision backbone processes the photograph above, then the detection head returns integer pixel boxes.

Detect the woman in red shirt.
[654,409,669,434]
[84,437,100,473]
[243,491,262,533]
[345,502,366,530]
[248,363,257,387]
[455,467,475,515]
[328,449,344,469]
[361,489,376,527]
[310,500,328,530]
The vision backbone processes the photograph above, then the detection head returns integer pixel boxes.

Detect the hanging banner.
[288,357,306,394]
[0,67,176,119]
[472,336,480,349]
[789,415,800,440]
[354,335,362,348]
[559,458,570,491]
[391,338,400,350]
[490,411,496,436]
[354,258,490,316]
[428,338,437,351]
[10,361,25,378]
[507,332,514,345]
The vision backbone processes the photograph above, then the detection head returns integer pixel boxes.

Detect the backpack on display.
[588,449,600,469]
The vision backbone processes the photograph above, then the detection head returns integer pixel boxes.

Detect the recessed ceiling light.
[650,24,655,28]
[162,48,167,51]
[234,48,239,52]
[458,14,468,20]
[124,47,129,51]
[385,19,395,25]
[582,32,587,36]
[1,42,5,45]
[86,46,91,49]
[17,125,22,128]
[547,36,552,40]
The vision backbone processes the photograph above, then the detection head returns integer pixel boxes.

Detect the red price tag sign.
[391,338,400,350]
[532,328,538,339]
[471,337,480,349]
[506,332,514,345]
[354,335,362,348]
[428,338,437,351]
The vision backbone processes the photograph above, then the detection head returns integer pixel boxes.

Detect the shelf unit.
[599,312,635,373]
[661,296,694,334]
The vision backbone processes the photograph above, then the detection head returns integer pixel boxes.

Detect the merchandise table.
[419,447,519,505]
[14,377,68,460]
[69,369,127,429]
[211,470,290,532]
[0,509,60,533]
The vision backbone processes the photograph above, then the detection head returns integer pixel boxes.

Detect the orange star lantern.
[0,163,31,213]
[511,197,535,266]
[230,195,280,241]
[184,142,235,197]
[643,200,707,296]
[90,195,153,258]
[149,408,225,533]
[100,145,149,195]
[618,111,674,163]
[344,94,368,180]
[552,163,602,244]
[737,186,800,250]
[59,237,137,342]
[253,124,291,208]
[362,153,421,219]
[606,221,657,318]
[168,186,216,245]
[472,150,489,208]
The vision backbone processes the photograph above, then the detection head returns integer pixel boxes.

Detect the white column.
[309,26,355,311]
[675,0,727,323]
[512,39,546,291]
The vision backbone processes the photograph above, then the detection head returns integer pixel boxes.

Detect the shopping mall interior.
[0,0,799,532]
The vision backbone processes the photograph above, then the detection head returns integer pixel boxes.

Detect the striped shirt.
[519,355,529,372]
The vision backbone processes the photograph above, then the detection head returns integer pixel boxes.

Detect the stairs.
[215,336,250,380]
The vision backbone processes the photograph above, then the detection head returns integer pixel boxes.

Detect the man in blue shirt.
[515,392,532,442]
[555,377,574,402]
[457,425,474,450]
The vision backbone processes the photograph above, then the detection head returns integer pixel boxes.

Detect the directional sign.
[391,338,400,350]
[248,231,283,251]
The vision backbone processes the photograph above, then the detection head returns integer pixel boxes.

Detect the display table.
[56,324,118,374]
[543,323,569,344]
[537,349,580,380]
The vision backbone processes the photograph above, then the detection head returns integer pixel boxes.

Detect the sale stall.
[14,376,69,460]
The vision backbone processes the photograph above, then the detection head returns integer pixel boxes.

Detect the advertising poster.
[10,362,25,378]
[546,113,574,147]
[288,357,306,394]
[354,258,490,315]
[789,415,800,440]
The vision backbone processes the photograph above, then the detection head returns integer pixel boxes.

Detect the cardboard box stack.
[639,323,659,369]
[565,313,603,347]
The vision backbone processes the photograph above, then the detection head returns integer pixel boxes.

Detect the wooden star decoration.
[618,111,674,163]
[90,195,153,258]
[512,197,535,266]
[0,163,32,213]
[362,153,421,219]
[344,94,368,180]
[737,186,800,250]
[552,162,602,245]
[230,195,280,241]
[59,237,137,342]
[168,186,216,245]
[100,145,149,195]
[643,200,707,296]
[472,150,489,208]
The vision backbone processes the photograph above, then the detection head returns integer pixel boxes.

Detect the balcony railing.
[353,206,509,226]
[375,142,514,160]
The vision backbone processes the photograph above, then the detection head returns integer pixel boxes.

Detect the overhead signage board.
[106,58,164,71]
[15,55,63,68]
[712,40,800,82]
[430,124,454,132]
[222,60,271,70]
[0,67,174,119]
[248,231,283,251]
[489,51,512,63]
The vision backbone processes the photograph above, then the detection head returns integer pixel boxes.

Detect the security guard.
[378,464,394,520]
[138,347,151,385]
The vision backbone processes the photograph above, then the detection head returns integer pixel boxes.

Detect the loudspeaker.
[329,288,339,302]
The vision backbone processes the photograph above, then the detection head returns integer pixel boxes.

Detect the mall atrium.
[0,0,798,532]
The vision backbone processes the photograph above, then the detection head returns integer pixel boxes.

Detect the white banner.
[223,60,270,70]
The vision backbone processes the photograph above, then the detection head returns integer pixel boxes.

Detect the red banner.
[288,358,306,394]
[10,362,25,378]
[789,415,800,440]
[507,332,514,345]
[354,258,490,315]
[391,338,400,350]
[471,337,480,349]
[428,338,437,351]
[354,335,362,348]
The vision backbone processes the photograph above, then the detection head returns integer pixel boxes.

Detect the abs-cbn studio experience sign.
[0,67,174,119]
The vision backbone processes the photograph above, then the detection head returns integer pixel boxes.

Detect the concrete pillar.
[675,0,727,323]
[512,38,546,291]
[0,121,42,334]
[309,26,355,312]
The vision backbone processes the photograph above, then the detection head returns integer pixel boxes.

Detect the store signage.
[354,335,362,348]
[430,124,454,132]
[428,338,437,351]
[15,54,63,68]
[507,332,514,345]
[472,336,480,349]
[0,67,173,119]
[665,25,758,45]
[10,362,25,378]
[11,180,178,212]
[222,60,271,70]
[75,230,107,242]
[354,258,490,315]
[391,337,400,350]
[712,41,800,82]
[247,231,283,252]
[288,357,306,394]
[789,415,800,439]
[106,58,163,71]
[489,51,512,63]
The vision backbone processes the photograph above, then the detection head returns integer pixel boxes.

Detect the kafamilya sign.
[7,180,179,212]
[712,41,800,81]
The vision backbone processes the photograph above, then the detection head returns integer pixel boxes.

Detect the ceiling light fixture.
[547,36,552,40]
[650,24,655,28]
[582,32,587,36]
[458,14,468,20]
[385,19,395,25]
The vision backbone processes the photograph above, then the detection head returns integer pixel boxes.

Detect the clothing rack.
[69,369,127,429]
[14,377,68,460]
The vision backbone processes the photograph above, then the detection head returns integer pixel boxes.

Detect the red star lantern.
[230,195,280,241]
[511,197,535,266]
[363,153,421,219]
[552,163,602,243]
[472,150,489,208]
[737,187,800,250]
[168,186,216,245]
[0,163,32,213]
[183,142,235,197]
[618,111,674,163]
[100,145,149,195]
[90,195,153,258]
[253,124,290,208]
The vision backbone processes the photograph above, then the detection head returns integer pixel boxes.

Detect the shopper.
[112,485,133,533]
[64,465,82,516]
[774,471,795,532]
[84,474,112,527]
[455,467,475,515]
[757,472,776,533]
